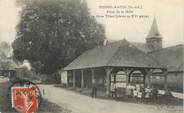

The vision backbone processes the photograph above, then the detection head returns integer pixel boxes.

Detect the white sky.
[0,0,20,44]
[0,0,183,47]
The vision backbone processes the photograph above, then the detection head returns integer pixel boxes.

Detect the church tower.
[146,17,162,51]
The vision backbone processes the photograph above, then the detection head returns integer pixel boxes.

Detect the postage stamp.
[11,80,41,113]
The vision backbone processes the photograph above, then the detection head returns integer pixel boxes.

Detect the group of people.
[91,79,159,100]
[110,83,159,101]
[125,84,159,100]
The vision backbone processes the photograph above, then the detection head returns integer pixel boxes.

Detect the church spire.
[147,17,161,38]
[146,17,163,51]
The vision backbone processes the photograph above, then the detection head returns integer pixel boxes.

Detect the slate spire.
[146,17,163,51]
[147,17,161,38]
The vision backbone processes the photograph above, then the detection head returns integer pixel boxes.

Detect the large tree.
[13,0,105,74]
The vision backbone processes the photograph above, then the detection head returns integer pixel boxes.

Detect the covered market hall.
[63,40,168,97]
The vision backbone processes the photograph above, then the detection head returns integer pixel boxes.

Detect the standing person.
[110,82,117,98]
[145,87,151,101]
[137,85,143,102]
[91,79,97,98]
[152,87,158,101]
[126,83,134,98]
[133,86,138,99]
[42,89,45,96]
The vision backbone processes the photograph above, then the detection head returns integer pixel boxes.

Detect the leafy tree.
[0,42,13,70]
[13,0,105,74]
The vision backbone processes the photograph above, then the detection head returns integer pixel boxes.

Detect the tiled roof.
[149,44,184,72]
[131,42,151,53]
[64,39,163,70]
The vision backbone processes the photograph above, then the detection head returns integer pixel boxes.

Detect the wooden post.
[128,73,131,83]
[143,74,146,86]
[125,70,129,84]
[147,69,152,88]
[66,71,69,87]
[72,70,76,88]
[91,68,95,86]
[105,67,112,97]
[113,73,116,83]
[147,73,151,88]
[164,70,168,91]
[163,69,172,96]
[141,69,147,87]
[127,69,134,83]
[81,70,84,89]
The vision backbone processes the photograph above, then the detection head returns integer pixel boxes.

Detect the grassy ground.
[0,80,71,113]
[38,99,71,113]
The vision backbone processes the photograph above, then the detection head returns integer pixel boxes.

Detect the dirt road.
[39,85,183,113]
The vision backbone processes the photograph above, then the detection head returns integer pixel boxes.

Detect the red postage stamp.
[11,86,39,113]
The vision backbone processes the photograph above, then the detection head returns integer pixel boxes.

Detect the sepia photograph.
[0,0,183,113]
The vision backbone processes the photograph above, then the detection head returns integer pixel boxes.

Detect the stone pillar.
[72,70,76,88]
[105,67,112,97]
[81,70,84,89]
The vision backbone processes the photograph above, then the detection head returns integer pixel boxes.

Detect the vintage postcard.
[0,0,183,113]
